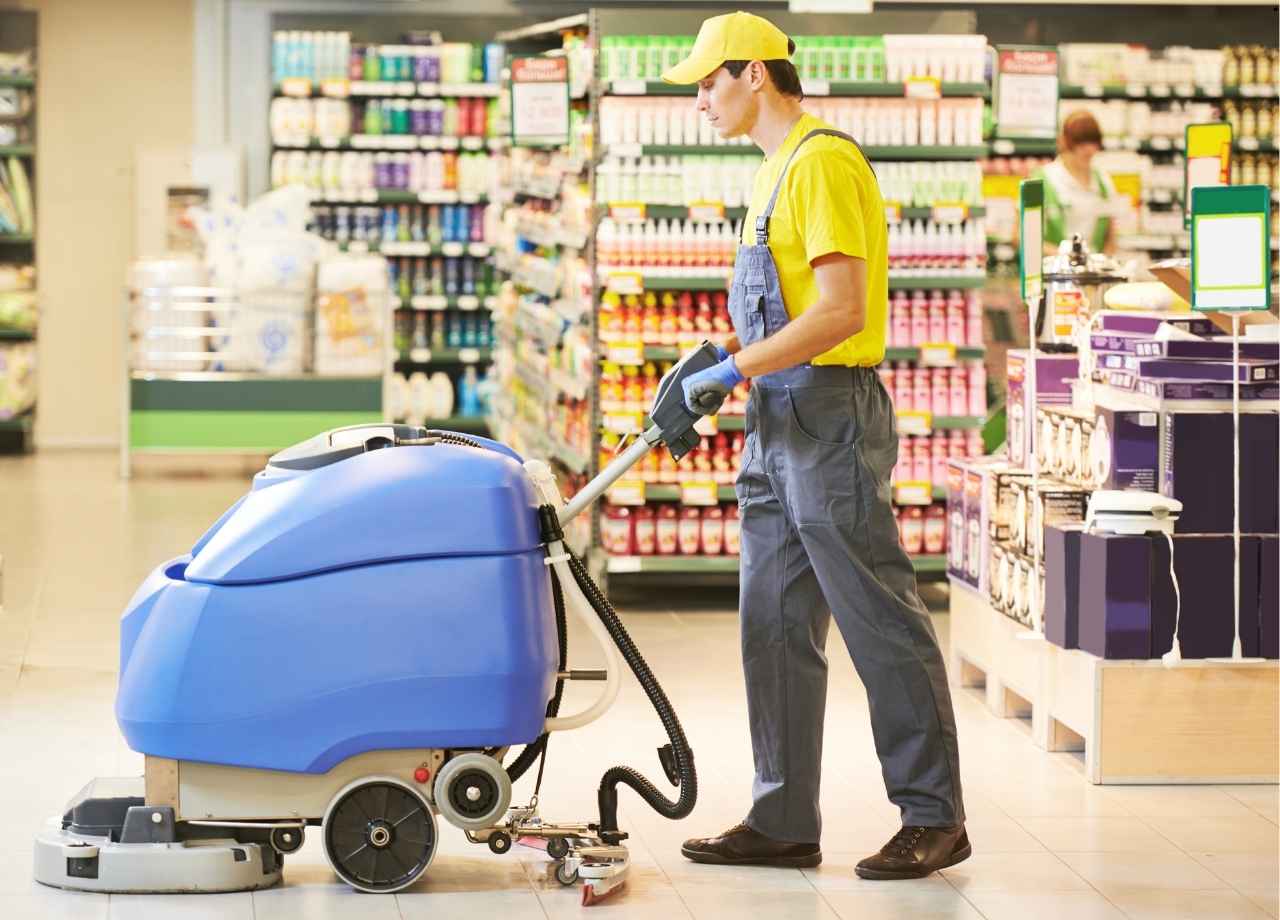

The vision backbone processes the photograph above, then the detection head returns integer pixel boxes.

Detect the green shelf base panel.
[0,75,34,88]
[0,414,32,432]
[899,205,985,220]
[989,138,1059,156]
[641,484,737,501]
[931,415,986,430]
[910,554,947,573]
[633,275,728,291]
[889,276,985,290]
[0,328,34,341]
[131,377,382,413]
[606,555,741,574]
[0,145,33,157]
[130,410,381,451]
[0,235,33,244]
[641,204,749,221]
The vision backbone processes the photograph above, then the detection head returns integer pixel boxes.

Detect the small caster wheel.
[546,836,570,860]
[487,831,512,855]
[554,861,580,886]
[270,826,304,854]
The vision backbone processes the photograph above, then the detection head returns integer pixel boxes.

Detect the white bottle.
[638,158,654,203]
[637,100,655,145]
[598,218,617,267]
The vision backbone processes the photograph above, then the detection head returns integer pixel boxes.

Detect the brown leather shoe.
[681,823,822,868]
[855,825,971,880]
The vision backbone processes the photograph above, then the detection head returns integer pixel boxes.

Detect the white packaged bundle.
[313,254,389,376]
[127,257,209,372]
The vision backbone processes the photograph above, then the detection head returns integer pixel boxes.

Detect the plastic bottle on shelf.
[927,291,946,342]
[893,361,913,410]
[913,367,931,416]
[603,505,634,555]
[924,504,947,555]
[949,366,967,416]
[656,505,679,554]
[967,361,986,417]
[931,367,949,416]
[723,504,741,556]
[966,291,983,346]
[946,291,965,344]
[901,507,925,555]
[701,505,725,556]
[678,507,703,556]
[633,505,657,555]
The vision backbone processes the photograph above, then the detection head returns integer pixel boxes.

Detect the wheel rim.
[448,768,501,822]
[324,781,435,892]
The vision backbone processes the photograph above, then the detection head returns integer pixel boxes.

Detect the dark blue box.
[1044,524,1083,650]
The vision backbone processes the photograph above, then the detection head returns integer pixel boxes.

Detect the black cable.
[564,551,697,843]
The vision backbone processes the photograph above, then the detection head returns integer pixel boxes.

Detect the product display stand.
[0,56,37,452]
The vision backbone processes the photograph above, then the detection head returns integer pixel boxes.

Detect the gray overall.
[732,129,965,842]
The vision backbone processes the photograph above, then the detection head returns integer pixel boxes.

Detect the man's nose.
[696,89,709,112]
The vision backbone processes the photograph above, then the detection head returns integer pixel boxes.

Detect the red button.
[414,767,430,784]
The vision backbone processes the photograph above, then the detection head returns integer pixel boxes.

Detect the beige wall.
[30,0,194,446]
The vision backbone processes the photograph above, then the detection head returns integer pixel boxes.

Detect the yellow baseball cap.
[661,11,791,85]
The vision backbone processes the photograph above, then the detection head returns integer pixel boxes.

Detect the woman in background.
[1036,110,1120,255]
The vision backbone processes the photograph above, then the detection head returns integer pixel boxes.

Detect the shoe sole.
[854,842,972,880]
[680,846,822,869]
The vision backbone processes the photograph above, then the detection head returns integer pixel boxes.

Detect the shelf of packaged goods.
[351,241,491,258]
[402,294,497,312]
[883,345,985,362]
[0,145,33,157]
[0,75,33,88]
[496,13,588,44]
[1061,83,1278,101]
[314,189,488,205]
[273,136,505,153]
[603,80,989,98]
[988,138,1058,156]
[502,414,590,474]
[606,554,741,574]
[394,347,492,369]
[888,275,985,290]
[510,180,564,202]
[0,234,33,245]
[274,81,502,99]
[515,222,590,252]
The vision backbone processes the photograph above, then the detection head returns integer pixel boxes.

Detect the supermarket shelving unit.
[0,68,36,452]
[488,11,992,587]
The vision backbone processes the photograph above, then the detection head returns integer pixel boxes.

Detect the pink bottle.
[912,439,932,483]
[949,366,967,415]
[967,361,987,417]
[966,291,984,347]
[913,367,931,414]
[891,291,911,347]
[967,429,984,457]
[931,367,950,416]
[946,291,966,344]
[894,361,913,410]
[910,291,929,346]
[928,291,947,342]
[932,436,949,488]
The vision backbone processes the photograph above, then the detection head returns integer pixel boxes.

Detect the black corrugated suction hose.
[564,551,697,842]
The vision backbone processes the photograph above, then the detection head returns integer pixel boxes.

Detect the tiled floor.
[1,451,1276,920]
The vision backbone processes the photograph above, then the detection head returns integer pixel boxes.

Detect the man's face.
[696,65,758,139]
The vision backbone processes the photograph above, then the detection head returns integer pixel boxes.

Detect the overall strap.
[755,128,875,246]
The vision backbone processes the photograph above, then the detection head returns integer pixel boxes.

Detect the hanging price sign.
[993,46,1059,140]
[510,56,570,147]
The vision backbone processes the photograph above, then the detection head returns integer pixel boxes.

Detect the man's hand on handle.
[682,356,744,416]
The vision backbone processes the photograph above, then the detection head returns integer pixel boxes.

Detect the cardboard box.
[963,463,991,592]
[1006,350,1079,467]
[1089,405,1161,491]
[1262,535,1279,659]
[1133,378,1280,403]
[946,459,968,583]
[1096,311,1220,337]
[1079,532,1162,659]
[987,468,1032,545]
[1037,405,1097,487]
[1011,479,1090,559]
[1160,412,1279,535]
[1137,358,1279,383]
[1044,524,1084,650]
[1149,535,1260,659]
[1133,339,1280,361]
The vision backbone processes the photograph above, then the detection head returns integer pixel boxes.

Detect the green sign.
[1020,179,1044,307]
[1190,185,1272,312]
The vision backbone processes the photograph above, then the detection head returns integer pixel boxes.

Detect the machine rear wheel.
[322,777,437,893]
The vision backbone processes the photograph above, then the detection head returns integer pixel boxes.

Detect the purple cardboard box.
[963,464,989,592]
[1149,535,1260,659]
[1007,350,1079,467]
[1135,378,1280,402]
[1262,536,1279,659]
[1138,357,1279,382]
[1078,532,1157,659]
[1089,406,1161,491]
[1098,312,1221,337]
[1044,524,1084,650]
[1160,412,1279,535]
[1133,339,1280,361]
[946,459,968,583]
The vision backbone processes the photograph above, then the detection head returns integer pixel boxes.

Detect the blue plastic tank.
[116,437,559,774]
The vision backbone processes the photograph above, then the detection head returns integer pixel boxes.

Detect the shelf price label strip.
[894,481,934,506]
[896,409,933,436]
[681,481,720,507]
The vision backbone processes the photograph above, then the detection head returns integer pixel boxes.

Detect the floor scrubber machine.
[34,344,721,904]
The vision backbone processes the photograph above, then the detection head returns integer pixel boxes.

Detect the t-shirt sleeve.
[786,152,867,264]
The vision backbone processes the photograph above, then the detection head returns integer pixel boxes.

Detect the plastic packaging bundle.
[0,340,36,419]
[314,254,389,375]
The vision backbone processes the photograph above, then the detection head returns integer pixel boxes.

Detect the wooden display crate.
[949,581,1279,784]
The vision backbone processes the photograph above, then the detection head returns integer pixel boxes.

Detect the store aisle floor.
[1,452,1276,920]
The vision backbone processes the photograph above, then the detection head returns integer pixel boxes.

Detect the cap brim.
[661,56,722,84]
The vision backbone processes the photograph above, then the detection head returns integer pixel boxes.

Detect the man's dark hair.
[722,38,803,99]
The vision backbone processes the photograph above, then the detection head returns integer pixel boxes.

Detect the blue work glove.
[682,356,744,416]
[713,343,730,362]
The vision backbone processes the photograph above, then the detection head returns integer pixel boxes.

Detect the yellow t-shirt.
[742,112,887,367]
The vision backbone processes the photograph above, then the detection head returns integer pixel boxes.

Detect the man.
[668,12,969,880]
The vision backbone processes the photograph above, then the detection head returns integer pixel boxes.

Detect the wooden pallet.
[949,581,1279,784]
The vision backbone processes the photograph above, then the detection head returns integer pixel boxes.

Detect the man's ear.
[749,60,767,91]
